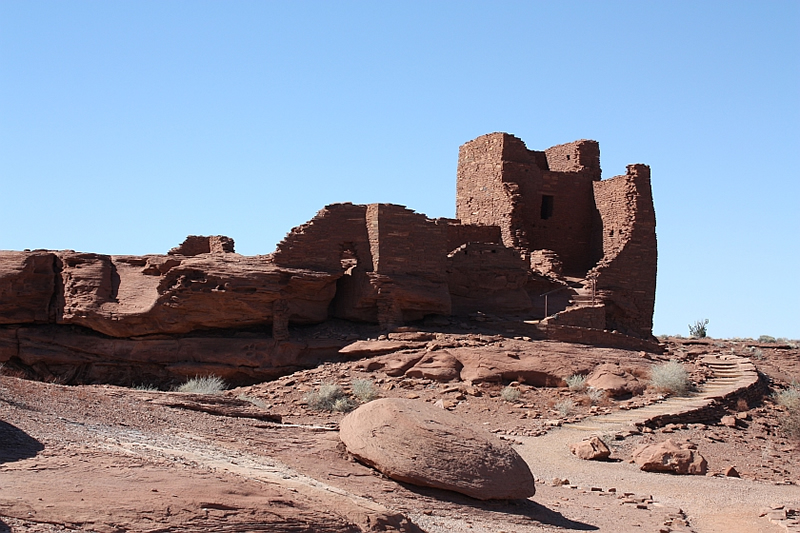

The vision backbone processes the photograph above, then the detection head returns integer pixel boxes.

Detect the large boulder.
[569,436,611,461]
[339,398,535,500]
[631,439,707,475]
[585,363,645,398]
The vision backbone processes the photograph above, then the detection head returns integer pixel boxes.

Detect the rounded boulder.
[339,398,535,500]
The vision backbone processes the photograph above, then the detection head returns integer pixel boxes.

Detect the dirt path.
[514,354,799,532]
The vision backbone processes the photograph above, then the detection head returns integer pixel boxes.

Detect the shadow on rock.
[398,483,598,530]
[0,519,9,533]
[0,420,44,463]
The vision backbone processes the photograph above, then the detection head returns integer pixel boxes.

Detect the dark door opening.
[540,195,554,220]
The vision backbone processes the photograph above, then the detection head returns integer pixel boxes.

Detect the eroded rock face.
[56,252,340,337]
[339,398,536,500]
[631,439,707,475]
[0,325,347,386]
[0,251,56,324]
[570,436,611,461]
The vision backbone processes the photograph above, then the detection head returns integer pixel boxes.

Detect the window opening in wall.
[540,195,554,220]
[339,245,358,275]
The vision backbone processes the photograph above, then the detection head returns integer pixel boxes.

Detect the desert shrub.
[306,383,355,412]
[774,384,800,440]
[237,394,268,409]
[688,319,709,339]
[351,378,379,403]
[585,386,605,404]
[501,386,521,402]
[133,384,159,392]
[332,396,356,412]
[649,360,692,396]
[566,374,587,392]
[746,346,764,360]
[555,399,575,417]
[176,375,226,394]
[758,335,777,343]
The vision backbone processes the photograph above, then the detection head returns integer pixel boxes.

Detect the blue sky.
[1,1,798,339]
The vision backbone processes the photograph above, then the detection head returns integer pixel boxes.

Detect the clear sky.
[1,1,798,339]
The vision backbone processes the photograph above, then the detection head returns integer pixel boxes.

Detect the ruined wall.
[365,204,451,326]
[272,203,373,272]
[168,235,235,256]
[456,133,520,249]
[443,220,502,252]
[447,242,532,315]
[590,164,657,338]
[456,134,603,273]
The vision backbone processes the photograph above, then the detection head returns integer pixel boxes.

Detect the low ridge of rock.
[339,398,535,500]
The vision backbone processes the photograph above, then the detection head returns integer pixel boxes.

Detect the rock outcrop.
[339,398,536,500]
[631,439,708,475]
[585,363,645,398]
[1,134,660,386]
[570,436,611,461]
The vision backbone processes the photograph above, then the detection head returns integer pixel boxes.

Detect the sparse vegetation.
[649,360,693,396]
[237,394,269,409]
[774,383,800,439]
[566,374,587,391]
[585,386,605,404]
[501,386,521,402]
[688,319,709,339]
[306,383,356,412]
[555,398,575,417]
[758,335,776,343]
[133,384,159,392]
[176,375,226,394]
[746,346,764,360]
[351,378,379,403]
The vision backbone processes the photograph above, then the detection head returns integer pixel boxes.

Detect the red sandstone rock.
[0,325,346,385]
[570,436,612,461]
[0,134,660,385]
[405,351,463,382]
[723,465,740,478]
[720,415,738,428]
[0,251,56,324]
[340,340,426,358]
[585,363,645,398]
[168,235,235,256]
[631,439,708,475]
[56,252,340,337]
[339,398,536,500]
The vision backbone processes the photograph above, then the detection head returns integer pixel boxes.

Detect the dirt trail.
[514,354,800,533]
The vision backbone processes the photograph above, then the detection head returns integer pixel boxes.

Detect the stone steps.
[563,354,762,432]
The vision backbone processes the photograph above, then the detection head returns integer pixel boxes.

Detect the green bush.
[758,335,777,343]
[688,319,709,338]
[501,386,521,402]
[649,360,693,396]
[566,374,587,392]
[176,375,226,394]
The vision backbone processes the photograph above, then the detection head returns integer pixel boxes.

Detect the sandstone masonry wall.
[590,164,657,338]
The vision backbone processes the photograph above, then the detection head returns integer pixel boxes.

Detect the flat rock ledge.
[339,398,536,500]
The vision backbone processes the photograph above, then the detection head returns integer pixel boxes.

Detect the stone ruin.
[0,133,657,385]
